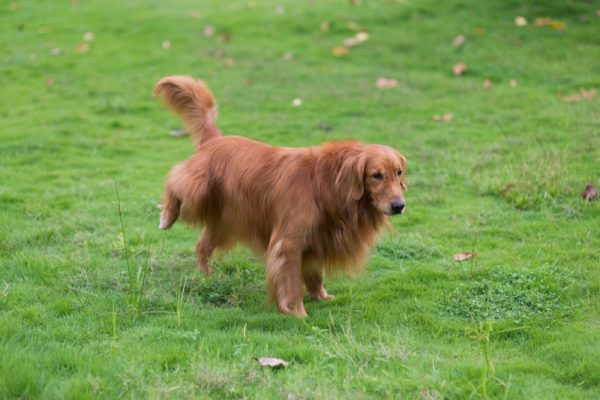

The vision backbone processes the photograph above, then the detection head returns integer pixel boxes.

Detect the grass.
[1,0,599,398]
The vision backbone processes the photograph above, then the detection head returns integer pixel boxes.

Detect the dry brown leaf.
[162,40,171,50]
[221,33,231,44]
[320,21,331,32]
[453,63,467,76]
[483,79,493,91]
[343,37,361,47]
[563,88,597,102]
[203,25,215,37]
[454,252,477,262]
[332,47,349,57]
[375,78,398,90]
[581,184,598,201]
[453,35,465,48]
[433,113,453,122]
[257,357,288,368]
[76,43,90,53]
[514,16,528,27]
[343,32,369,47]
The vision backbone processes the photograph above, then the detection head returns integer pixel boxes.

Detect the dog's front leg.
[266,238,307,318]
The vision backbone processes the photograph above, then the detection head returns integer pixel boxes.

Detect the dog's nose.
[390,200,405,215]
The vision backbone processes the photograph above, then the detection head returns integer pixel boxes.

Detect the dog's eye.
[372,172,384,181]
[397,170,403,177]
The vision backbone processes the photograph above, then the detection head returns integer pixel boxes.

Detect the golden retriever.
[155,76,407,317]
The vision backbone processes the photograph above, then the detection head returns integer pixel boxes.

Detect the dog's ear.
[335,153,367,201]
[398,153,408,191]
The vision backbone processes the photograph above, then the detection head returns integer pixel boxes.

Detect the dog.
[155,76,407,317]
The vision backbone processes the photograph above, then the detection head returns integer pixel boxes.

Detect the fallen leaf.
[563,88,597,102]
[515,16,528,27]
[433,113,453,122]
[320,21,330,32]
[581,184,598,201]
[332,47,349,57]
[356,31,369,42]
[292,98,302,107]
[83,31,94,42]
[453,34,465,48]
[76,43,90,53]
[533,17,567,30]
[547,19,567,30]
[162,40,171,49]
[224,58,235,67]
[375,78,398,89]
[453,62,467,76]
[510,79,518,88]
[343,37,361,47]
[203,25,215,37]
[221,33,231,44]
[169,129,188,137]
[343,31,369,47]
[454,252,477,262]
[49,48,62,56]
[483,79,493,91]
[257,357,288,368]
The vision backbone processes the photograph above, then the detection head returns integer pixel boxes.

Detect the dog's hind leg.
[195,227,231,274]
[159,191,181,230]
[302,266,334,301]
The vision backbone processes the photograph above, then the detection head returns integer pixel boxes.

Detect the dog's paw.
[309,288,334,301]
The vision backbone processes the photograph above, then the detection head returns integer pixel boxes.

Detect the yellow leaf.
[332,47,349,57]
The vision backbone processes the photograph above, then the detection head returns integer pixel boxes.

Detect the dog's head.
[336,144,407,215]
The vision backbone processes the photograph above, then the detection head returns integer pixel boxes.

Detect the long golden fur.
[155,76,408,317]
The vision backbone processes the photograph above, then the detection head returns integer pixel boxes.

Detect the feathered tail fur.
[154,76,220,147]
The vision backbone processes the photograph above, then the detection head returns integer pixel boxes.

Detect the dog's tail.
[154,76,220,147]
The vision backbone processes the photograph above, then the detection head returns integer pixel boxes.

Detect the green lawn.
[1,0,600,398]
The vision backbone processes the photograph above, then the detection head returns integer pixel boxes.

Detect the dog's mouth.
[377,206,405,216]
